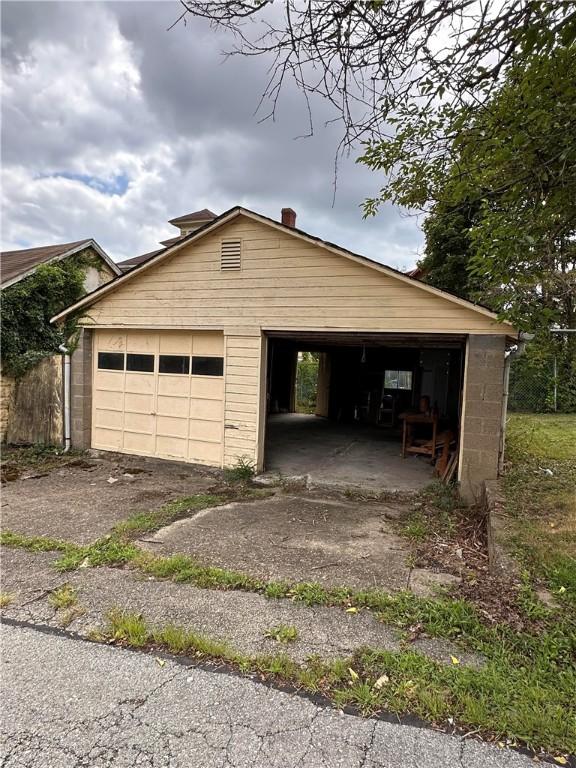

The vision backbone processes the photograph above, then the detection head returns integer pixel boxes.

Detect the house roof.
[168,208,217,226]
[1,238,121,289]
[51,205,517,334]
[118,248,165,272]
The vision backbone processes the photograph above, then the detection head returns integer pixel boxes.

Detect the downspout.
[498,333,532,472]
[58,344,71,453]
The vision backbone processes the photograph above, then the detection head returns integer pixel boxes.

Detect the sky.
[1,1,423,268]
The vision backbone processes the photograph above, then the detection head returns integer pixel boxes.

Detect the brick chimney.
[281,208,296,228]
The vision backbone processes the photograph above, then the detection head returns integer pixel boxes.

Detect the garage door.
[92,330,224,466]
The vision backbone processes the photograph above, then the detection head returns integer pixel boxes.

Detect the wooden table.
[400,412,438,460]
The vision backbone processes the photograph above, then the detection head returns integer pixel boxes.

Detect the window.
[192,356,224,377]
[98,352,124,371]
[220,240,241,270]
[127,353,154,373]
[384,370,413,390]
[159,355,190,375]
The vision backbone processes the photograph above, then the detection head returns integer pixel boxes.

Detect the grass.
[113,494,223,539]
[99,608,576,757]
[264,624,299,643]
[49,583,78,609]
[401,481,462,542]
[503,413,576,607]
[0,593,14,608]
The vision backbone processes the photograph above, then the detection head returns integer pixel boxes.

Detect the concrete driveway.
[2,451,458,594]
[141,493,459,594]
[1,452,218,544]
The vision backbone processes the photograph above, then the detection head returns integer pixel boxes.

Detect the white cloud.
[1,1,423,268]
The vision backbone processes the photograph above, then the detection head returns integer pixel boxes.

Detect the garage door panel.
[191,378,224,399]
[188,439,222,466]
[156,394,188,416]
[123,412,155,433]
[95,371,124,391]
[123,431,155,454]
[193,333,224,356]
[189,398,222,421]
[93,427,123,450]
[127,332,158,353]
[94,408,123,429]
[156,435,187,459]
[97,332,125,351]
[160,333,192,355]
[125,373,155,394]
[93,390,123,410]
[157,376,190,396]
[156,415,188,439]
[123,392,154,413]
[189,419,222,442]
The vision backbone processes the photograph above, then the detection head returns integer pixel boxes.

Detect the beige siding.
[223,332,262,467]
[79,217,507,335]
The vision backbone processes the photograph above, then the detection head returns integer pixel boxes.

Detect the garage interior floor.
[263,413,434,492]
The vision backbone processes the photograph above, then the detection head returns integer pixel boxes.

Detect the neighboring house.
[53,207,518,500]
[118,209,216,272]
[1,239,121,443]
[1,239,120,291]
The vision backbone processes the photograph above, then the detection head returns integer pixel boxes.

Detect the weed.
[264,581,291,599]
[290,582,331,605]
[0,530,70,553]
[107,609,148,647]
[224,456,256,483]
[59,605,86,627]
[0,592,14,608]
[49,584,78,610]
[402,513,429,541]
[113,494,222,539]
[264,624,299,643]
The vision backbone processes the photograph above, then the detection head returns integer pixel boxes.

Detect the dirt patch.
[1,452,220,544]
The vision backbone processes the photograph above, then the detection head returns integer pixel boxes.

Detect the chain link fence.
[508,345,576,413]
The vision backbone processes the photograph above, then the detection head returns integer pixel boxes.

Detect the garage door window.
[191,356,224,377]
[127,353,155,373]
[159,355,190,375]
[98,352,124,370]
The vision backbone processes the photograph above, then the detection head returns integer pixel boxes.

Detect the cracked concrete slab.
[0,548,483,668]
[1,624,535,767]
[1,452,217,544]
[140,493,415,591]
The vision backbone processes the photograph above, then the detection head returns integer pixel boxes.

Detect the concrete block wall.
[458,335,506,502]
[70,328,93,449]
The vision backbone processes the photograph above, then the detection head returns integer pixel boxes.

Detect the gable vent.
[221,240,242,271]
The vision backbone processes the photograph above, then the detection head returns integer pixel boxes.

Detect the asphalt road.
[1,623,536,768]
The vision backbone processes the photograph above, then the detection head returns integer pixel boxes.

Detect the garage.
[264,331,465,491]
[53,205,518,500]
[92,330,224,465]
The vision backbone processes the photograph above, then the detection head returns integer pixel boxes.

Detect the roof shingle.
[1,240,92,287]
